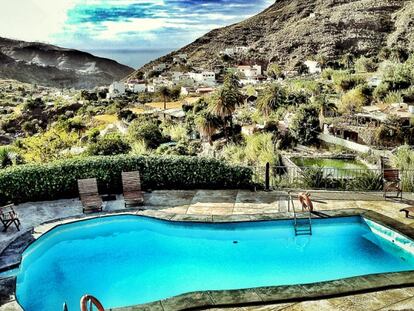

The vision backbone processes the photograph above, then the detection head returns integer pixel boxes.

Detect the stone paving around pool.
[1,189,414,310]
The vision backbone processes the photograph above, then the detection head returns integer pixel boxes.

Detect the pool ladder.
[288,193,312,236]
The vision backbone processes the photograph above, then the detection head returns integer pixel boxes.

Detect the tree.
[158,86,171,110]
[127,118,165,149]
[257,83,287,118]
[267,63,283,79]
[209,83,242,141]
[289,104,321,145]
[87,134,131,156]
[338,87,369,115]
[195,111,221,145]
[354,56,378,73]
[223,72,241,89]
[23,98,45,111]
[65,117,87,137]
[0,147,23,169]
[313,95,337,129]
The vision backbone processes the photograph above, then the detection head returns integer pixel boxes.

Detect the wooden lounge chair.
[0,204,21,232]
[383,169,402,199]
[400,206,414,218]
[122,171,144,207]
[77,178,103,213]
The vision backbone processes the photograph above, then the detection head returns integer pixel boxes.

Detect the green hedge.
[0,155,253,204]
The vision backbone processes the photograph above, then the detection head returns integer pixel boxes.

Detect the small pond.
[290,157,369,178]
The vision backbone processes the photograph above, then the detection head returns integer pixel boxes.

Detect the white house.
[127,83,146,93]
[107,82,125,98]
[304,60,322,74]
[189,71,216,86]
[236,65,262,79]
[147,84,157,93]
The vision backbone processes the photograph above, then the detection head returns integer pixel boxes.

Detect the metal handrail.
[288,191,312,235]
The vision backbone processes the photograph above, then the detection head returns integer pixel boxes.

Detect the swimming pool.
[16,215,414,311]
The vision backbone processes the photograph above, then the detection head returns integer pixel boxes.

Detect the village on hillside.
[1,44,414,191]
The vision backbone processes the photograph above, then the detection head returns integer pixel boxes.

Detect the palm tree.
[257,83,287,118]
[313,95,337,129]
[209,85,242,141]
[195,112,220,145]
[159,86,170,110]
[223,72,241,89]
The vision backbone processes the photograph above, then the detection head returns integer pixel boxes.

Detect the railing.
[288,192,312,235]
[251,164,414,192]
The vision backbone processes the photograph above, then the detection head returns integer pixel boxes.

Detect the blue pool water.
[16,216,414,311]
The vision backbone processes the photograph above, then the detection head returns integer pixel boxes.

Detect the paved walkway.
[1,190,414,310]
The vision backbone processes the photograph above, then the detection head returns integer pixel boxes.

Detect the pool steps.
[288,194,313,236]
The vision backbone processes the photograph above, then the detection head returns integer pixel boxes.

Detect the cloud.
[0,0,274,49]
[0,0,78,43]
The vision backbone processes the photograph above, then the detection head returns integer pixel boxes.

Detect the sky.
[0,0,273,53]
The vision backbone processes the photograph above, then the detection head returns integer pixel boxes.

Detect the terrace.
[1,189,414,310]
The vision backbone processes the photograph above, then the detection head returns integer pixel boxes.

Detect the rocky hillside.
[0,37,134,89]
[128,0,414,77]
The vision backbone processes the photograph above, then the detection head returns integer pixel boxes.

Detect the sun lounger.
[77,178,103,213]
[122,171,144,207]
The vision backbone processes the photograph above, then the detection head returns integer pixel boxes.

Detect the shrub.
[0,155,253,204]
[338,87,369,114]
[289,104,321,145]
[354,56,378,73]
[87,134,131,156]
[347,171,383,191]
[128,118,165,149]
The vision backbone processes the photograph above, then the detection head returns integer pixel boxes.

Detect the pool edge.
[2,207,414,311]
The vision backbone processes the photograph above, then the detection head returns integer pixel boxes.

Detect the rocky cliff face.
[0,37,134,89]
[128,0,414,78]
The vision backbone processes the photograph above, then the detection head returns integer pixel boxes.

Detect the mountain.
[127,0,414,78]
[0,37,134,89]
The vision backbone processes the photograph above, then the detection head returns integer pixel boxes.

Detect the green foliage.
[87,134,131,156]
[289,104,321,145]
[163,124,188,142]
[221,133,279,166]
[0,155,253,203]
[130,140,149,155]
[348,171,383,191]
[267,63,283,79]
[383,91,403,104]
[23,98,45,111]
[338,86,369,114]
[127,117,165,149]
[332,73,365,92]
[381,58,414,92]
[300,166,328,188]
[354,56,378,73]
[195,111,221,145]
[118,109,137,122]
[257,83,287,117]
[19,127,80,163]
[0,146,23,169]
[389,146,414,192]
